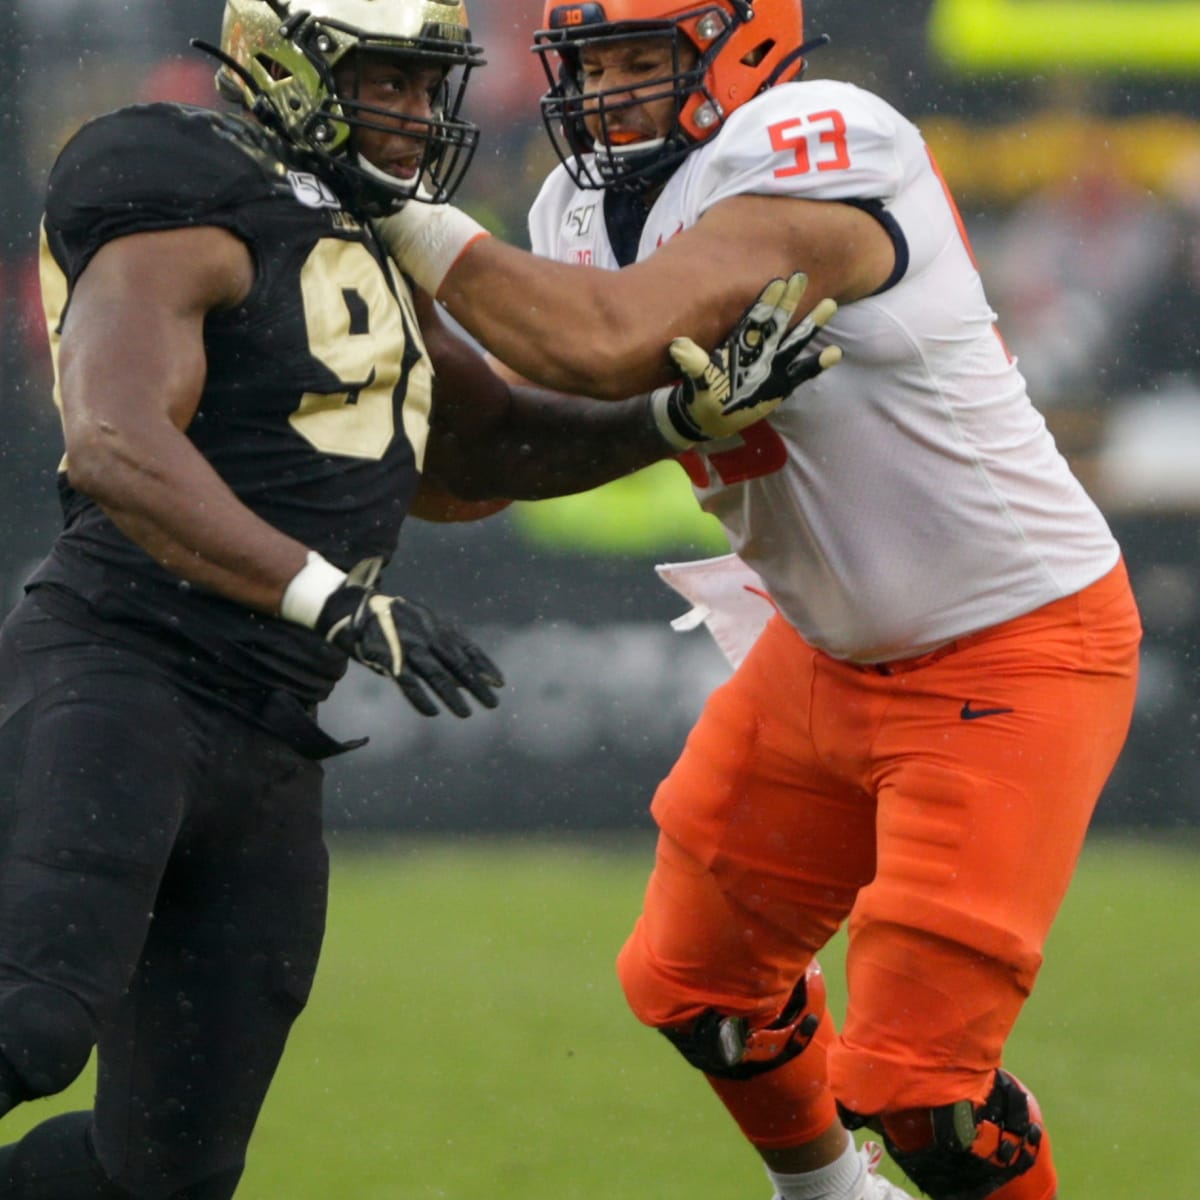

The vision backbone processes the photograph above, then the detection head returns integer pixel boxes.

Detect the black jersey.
[32,103,433,705]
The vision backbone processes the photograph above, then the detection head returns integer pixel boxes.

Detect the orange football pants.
[617,560,1140,1147]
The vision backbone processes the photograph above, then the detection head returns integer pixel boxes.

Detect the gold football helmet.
[202,0,485,210]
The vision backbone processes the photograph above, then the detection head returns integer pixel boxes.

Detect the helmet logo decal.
[288,170,342,209]
[226,19,250,65]
[549,3,607,29]
[421,21,470,43]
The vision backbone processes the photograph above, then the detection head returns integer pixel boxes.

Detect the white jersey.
[528,80,1119,663]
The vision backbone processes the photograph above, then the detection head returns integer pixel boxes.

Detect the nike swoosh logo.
[960,701,1015,720]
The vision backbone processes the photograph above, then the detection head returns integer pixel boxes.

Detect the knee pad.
[0,983,94,1105]
[661,960,827,1081]
[840,1070,1049,1199]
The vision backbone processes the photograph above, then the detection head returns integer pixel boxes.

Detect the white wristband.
[280,551,348,630]
[373,203,491,296]
[649,386,697,451]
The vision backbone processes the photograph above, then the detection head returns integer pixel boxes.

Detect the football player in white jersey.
[0,0,837,1192]
[377,2,1142,1198]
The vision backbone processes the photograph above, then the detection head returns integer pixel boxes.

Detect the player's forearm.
[440,241,683,398]
[101,500,307,616]
[376,201,812,400]
[427,389,671,501]
[66,426,309,615]
[377,210,695,398]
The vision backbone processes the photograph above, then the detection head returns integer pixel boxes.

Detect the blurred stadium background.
[2,0,1199,835]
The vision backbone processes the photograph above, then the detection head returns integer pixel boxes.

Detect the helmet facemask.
[205,0,485,214]
[533,0,817,195]
[535,13,729,194]
[325,33,481,210]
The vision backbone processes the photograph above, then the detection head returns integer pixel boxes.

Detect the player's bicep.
[597,193,891,377]
[60,225,253,441]
[662,193,894,315]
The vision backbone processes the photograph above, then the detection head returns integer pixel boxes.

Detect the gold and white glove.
[651,272,842,450]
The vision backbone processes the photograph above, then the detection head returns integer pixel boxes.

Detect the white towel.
[654,553,775,670]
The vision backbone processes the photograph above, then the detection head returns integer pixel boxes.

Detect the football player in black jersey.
[0,0,837,1195]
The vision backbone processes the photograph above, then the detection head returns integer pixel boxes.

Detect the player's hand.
[314,560,504,718]
[651,271,842,450]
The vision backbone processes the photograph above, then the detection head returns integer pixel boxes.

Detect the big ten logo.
[570,249,594,264]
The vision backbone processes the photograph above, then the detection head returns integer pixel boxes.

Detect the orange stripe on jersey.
[926,144,1015,362]
[925,144,979,269]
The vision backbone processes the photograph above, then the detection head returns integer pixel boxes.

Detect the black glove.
[315,561,504,718]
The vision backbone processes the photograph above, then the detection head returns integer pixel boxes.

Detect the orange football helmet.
[533,0,818,191]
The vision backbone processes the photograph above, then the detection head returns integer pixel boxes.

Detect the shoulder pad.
[686,81,907,210]
[45,104,294,240]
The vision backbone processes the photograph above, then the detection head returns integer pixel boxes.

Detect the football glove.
[313,559,504,719]
[651,272,842,450]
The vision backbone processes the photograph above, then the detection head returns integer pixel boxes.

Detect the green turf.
[4,834,1198,1195]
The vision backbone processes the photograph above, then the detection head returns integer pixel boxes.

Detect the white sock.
[766,1134,865,1200]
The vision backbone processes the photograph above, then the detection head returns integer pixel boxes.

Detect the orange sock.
[705,1014,838,1151]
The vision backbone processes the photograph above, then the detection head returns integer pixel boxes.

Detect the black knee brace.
[839,1069,1045,1199]
[0,983,94,1109]
[661,963,827,1081]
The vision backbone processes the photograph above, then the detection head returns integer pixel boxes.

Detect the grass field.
[5,833,1198,1196]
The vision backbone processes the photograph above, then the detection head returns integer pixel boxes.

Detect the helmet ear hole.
[740,38,774,68]
[259,54,292,82]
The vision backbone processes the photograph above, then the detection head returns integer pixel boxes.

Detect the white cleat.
[857,1141,918,1199]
